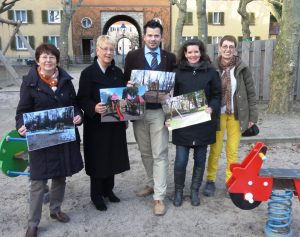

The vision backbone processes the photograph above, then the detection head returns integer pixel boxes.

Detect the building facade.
[171,0,271,52]
[0,0,73,60]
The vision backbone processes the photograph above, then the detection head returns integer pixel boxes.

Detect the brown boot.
[136,186,154,197]
[153,200,166,216]
[25,226,38,237]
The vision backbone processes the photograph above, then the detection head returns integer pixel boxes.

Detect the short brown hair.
[35,43,60,63]
[219,35,237,48]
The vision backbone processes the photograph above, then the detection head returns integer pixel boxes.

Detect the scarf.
[217,55,241,114]
[37,66,59,92]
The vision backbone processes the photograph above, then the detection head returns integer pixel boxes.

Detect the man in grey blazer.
[124,19,176,216]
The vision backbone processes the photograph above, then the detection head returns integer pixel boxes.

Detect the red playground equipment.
[227,142,300,236]
[227,142,300,209]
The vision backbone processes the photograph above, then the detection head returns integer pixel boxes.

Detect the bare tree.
[171,0,187,54]
[196,0,207,43]
[262,0,282,22]
[265,0,299,113]
[59,0,83,69]
[238,0,253,41]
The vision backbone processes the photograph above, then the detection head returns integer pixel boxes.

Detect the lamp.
[120,23,127,67]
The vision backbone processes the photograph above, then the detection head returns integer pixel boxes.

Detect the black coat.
[77,61,130,178]
[15,66,83,180]
[172,60,221,146]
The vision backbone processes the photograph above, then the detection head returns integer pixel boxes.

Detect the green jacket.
[213,60,258,133]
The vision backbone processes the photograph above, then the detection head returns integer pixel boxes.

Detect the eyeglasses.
[40,55,56,61]
[221,45,235,50]
[99,47,115,53]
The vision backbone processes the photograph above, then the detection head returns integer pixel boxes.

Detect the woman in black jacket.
[171,40,221,207]
[16,43,83,237]
[77,35,130,212]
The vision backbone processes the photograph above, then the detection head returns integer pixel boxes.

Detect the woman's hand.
[248,121,254,128]
[127,81,135,87]
[18,125,27,137]
[73,115,82,125]
[205,107,213,114]
[95,103,107,114]
[165,119,170,128]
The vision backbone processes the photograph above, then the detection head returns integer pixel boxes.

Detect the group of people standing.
[15,19,257,237]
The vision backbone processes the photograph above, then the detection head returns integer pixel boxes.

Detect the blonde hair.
[96,35,115,48]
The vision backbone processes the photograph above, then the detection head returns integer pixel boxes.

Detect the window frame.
[15,35,28,50]
[14,10,27,23]
[48,10,61,24]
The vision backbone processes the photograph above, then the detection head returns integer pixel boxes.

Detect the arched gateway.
[71,0,171,64]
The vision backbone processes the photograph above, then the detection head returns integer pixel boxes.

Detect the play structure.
[227,142,300,237]
[0,130,28,177]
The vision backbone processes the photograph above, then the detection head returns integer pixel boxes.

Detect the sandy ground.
[1,67,300,236]
[1,142,300,237]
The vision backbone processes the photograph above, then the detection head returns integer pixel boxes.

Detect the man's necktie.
[150,52,158,69]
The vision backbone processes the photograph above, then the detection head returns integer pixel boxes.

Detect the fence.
[206,40,300,101]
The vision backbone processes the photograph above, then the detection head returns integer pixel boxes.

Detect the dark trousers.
[90,175,115,201]
[174,145,208,172]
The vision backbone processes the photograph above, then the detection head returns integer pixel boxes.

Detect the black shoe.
[50,211,70,223]
[191,190,200,206]
[93,196,107,211]
[25,226,38,237]
[203,181,216,197]
[173,189,183,207]
[104,191,120,203]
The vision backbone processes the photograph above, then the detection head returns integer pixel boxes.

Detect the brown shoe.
[136,185,154,197]
[153,200,166,216]
[25,226,37,237]
[50,211,70,223]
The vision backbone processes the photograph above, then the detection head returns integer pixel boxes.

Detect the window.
[184,12,193,25]
[181,36,198,42]
[15,10,27,22]
[43,36,60,48]
[208,12,225,25]
[238,36,261,42]
[212,36,222,44]
[15,36,35,50]
[48,10,61,23]
[8,10,33,23]
[81,17,92,29]
[247,12,255,25]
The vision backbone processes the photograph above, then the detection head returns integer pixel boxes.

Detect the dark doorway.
[82,39,93,63]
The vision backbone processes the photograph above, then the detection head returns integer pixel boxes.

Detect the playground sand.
[1,69,300,236]
[1,142,300,237]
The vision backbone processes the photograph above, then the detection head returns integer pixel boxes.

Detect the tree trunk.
[173,0,187,54]
[238,0,253,41]
[196,0,207,44]
[59,9,72,69]
[59,0,83,69]
[268,0,300,113]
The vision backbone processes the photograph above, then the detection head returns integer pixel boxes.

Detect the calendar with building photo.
[162,90,211,131]
[23,106,76,151]
[100,85,146,122]
[130,70,175,103]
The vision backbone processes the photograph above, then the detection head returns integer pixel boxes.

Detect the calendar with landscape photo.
[162,90,211,131]
[130,70,175,103]
[100,85,146,122]
[23,106,75,151]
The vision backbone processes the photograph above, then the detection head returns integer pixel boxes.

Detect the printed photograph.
[23,106,75,151]
[130,70,175,103]
[162,90,211,131]
[100,85,146,122]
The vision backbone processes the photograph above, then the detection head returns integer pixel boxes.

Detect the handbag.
[242,124,259,137]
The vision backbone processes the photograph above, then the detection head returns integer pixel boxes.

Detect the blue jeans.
[174,145,208,172]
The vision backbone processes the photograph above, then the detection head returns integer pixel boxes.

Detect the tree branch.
[0,0,21,14]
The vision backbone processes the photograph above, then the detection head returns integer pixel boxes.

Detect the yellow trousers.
[206,114,241,182]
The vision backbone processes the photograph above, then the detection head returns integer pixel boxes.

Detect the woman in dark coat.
[16,43,83,237]
[77,35,130,211]
[171,39,221,207]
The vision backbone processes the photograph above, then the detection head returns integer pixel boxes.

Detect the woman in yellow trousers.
[203,35,258,197]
